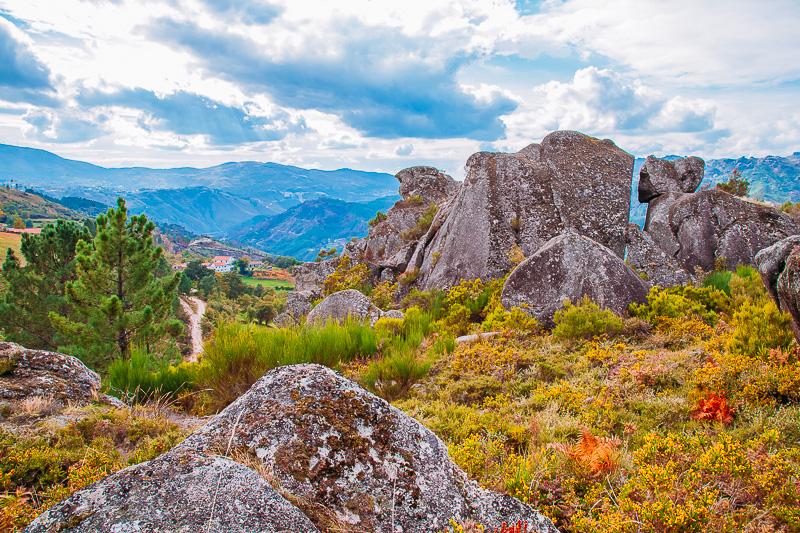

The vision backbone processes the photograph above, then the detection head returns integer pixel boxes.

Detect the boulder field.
[27,364,559,533]
[290,130,799,324]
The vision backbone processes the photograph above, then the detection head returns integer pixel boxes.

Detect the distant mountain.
[0,144,398,205]
[230,196,398,260]
[629,153,800,226]
[123,187,282,235]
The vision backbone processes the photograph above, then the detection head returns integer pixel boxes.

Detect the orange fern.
[692,392,734,424]
[550,430,621,475]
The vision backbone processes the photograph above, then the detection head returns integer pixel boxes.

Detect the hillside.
[229,195,398,260]
[0,187,82,223]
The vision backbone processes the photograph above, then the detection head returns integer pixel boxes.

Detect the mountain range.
[1,143,798,258]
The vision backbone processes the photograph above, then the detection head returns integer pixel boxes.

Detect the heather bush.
[631,284,729,325]
[322,254,372,296]
[552,297,623,341]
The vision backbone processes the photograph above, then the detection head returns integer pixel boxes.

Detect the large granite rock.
[177,364,558,532]
[625,223,692,287]
[645,188,800,273]
[306,289,383,326]
[0,342,100,407]
[638,155,704,202]
[502,232,649,326]
[27,448,319,532]
[363,167,458,276]
[413,131,633,289]
[777,248,800,342]
[756,235,800,341]
[292,259,338,299]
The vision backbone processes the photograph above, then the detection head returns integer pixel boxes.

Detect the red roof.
[6,228,41,234]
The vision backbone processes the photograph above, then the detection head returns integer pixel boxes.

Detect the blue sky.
[0,0,798,176]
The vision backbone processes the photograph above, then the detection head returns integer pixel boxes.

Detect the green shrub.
[726,300,794,357]
[401,203,438,241]
[631,284,729,325]
[362,350,431,400]
[552,297,623,341]
[369,211,387,227]
[196,320,379,410]
[106,349,195,402]
[704,270,733,296]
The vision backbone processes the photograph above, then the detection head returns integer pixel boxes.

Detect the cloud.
[394,143,414,156]
[198,0,282,25]
[519,67,716,135]
[23,108,106,143]
[78,87,305,144]
[146,17,517,141]
[0,17,56,103]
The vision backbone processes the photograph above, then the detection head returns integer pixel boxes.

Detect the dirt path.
[180,296,207,362]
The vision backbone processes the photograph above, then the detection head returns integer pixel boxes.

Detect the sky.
[0,0,798,177]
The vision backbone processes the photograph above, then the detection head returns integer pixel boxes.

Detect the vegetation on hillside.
[2,198,799,531]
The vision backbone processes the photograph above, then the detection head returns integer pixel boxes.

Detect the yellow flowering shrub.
[322,254,371,296]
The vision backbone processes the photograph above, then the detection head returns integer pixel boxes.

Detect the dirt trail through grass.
[180,296,206,361]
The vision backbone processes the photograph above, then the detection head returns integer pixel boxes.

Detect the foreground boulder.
[306,288,383,326]
[502,232,649,325]
[413,131,633,289]
[625,224,692,287]
[28,449,319,532]
[0,342,100,407]
[756,236,800,341]
[646,188,800,273]
[178,364,558,532]
[30,365,558,532]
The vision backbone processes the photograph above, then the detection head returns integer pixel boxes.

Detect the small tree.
[0,220,90,350]
[716,169,749,197]
[50,198,182,366]
[235,257,250,275]
[316,247,338,262]
[12,214,25,229]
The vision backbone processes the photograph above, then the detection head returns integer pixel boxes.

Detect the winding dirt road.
[180,296,207,362]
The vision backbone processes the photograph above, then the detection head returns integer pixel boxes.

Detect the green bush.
[196,320,379,410]
[552,297,623,341]
[362,350,431,400]
[631,284,729,325]
[703,270,733,296]
[726,300,794,358]
[401,203,438,241]
[106,349,195,402]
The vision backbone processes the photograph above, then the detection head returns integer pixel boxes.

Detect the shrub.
[370,281,398,309]
[703,269,732,295]
[482,306,539,333]
[716,168,749,197]
[550,430,621,477]
[196,320,378,411]
[323,255,372,296]
[552,297,623,341]
[361,350,431,400]
[368,211,387,227]
[401,203,438,241]
[727,300,794,357]
[106,349,195,403]
[631,284,729,325]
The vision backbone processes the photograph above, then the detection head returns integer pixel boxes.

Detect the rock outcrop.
[412,131,633,289]
[0,342,100,407]
[31,365,558,532]
[179,364,558,532]
[645,188,800,273]
[306,289,383,326]
[274,289,314,326]
[292,259,337,299]
[28,449,319,533]
[501,232,649,325]
[362,166,457,277]
[755,235,800,341]
[625,223,692,287]
[638,155,704,202]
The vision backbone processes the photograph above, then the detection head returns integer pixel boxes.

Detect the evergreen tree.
[0,220,90,349]
[50,199,182,366]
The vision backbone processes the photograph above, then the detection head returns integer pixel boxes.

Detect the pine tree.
[50,198,182,366]
[0,220,90,349]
